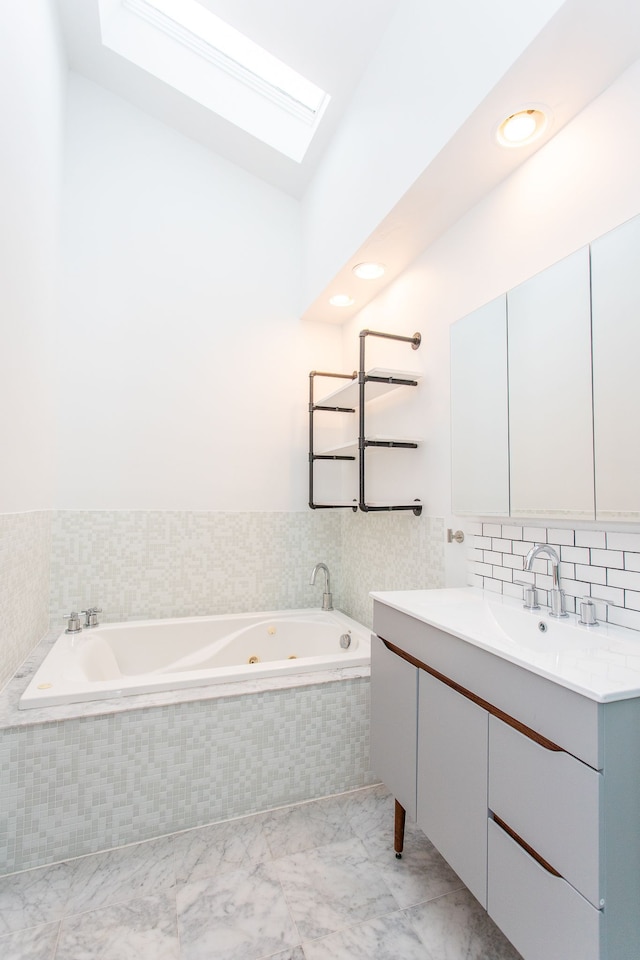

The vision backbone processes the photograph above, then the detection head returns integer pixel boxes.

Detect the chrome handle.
[63,612,82,634]
[514,580,540,610]
[578,596,598,626]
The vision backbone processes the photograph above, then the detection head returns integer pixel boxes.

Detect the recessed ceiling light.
[496,107,548,147]
[352,262,385,280]
[329,294,355,307]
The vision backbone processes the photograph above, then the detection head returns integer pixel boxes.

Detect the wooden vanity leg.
[394,799,406,858]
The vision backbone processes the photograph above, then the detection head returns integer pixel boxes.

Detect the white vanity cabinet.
[371,596,640,960]
[417,672,488,906]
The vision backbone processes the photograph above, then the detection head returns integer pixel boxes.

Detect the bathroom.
[2,0,640,957]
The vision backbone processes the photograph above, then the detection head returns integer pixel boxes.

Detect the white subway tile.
[560,546,590,564]
[547,528,575,546]
[534,573,554,591]
[483,577,504,594]
[502,582,522,600]
[503,554,524,571]
[492,538,512,553]
[590,585,625,607]
[563,595,577,614]
[493,566,513,582]
[575,564,607,585]
[502,525,523,540]
[607,605,640,632]
[466,521,484,536]
[560,561,576,580]
[625,591,640,612]
[512,540,535,557]
[608,569,640,591]
[624,553,640,572]
[468,573,484,588]
[562,579,592,599]
[483,523,502,537]
[484,551,504,565]
[467,548,484,562]
[606,532,640,552]
[590,548,624,569]
[529,557,549,575]
[575,530,606,549]
[472,561,494,577]
[524,527,547,543]
[474,535,492,549]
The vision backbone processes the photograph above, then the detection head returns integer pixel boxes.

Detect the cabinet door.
[507,246,594,520]
[450,296,509,516]
[592,213,640,520]
[370,635,418,820]
[417,672,488,905]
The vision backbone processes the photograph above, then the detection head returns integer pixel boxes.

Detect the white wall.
[0,0,66,512]
[301,0,564,308]
[57,75,342,511]
[339,57,640,583]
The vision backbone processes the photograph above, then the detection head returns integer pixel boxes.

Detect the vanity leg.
[394,799,406,858]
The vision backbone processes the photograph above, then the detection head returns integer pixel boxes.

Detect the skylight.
[98,0,331,161]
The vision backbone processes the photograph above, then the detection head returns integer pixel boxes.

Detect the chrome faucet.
[310,562,333,611]
[524,544,568,618]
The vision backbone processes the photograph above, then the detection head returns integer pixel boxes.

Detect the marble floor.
[0,784,523,960]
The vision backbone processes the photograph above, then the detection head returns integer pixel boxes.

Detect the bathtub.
[19,608,370,709]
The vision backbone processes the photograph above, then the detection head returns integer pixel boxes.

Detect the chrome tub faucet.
[310,562,333,611]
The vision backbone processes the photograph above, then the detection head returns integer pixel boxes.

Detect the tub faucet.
[310,562,333,611]
[524,544,568,618]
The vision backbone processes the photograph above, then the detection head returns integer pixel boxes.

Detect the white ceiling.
[54,0,402,198]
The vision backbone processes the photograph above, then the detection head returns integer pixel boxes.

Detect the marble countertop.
[0,628,370,731]
[371,586,640,703]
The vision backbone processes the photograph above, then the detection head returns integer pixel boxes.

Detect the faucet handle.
[63,612,83,634]
[578,597,599,626]
[82,607,102,628]
[514,580,540,610]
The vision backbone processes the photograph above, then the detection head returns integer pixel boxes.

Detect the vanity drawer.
[488,716,602,907]
[487,818,601,960]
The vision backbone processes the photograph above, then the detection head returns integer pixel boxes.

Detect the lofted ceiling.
[54,0,402,198]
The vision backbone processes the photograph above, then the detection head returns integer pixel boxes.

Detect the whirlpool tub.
[19,608,370,709]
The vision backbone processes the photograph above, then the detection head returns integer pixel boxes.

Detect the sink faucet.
[524,544,568,618]
[310,562,333,611]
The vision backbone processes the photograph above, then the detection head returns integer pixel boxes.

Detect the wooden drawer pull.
[492,814,561,877]
[381,637,564,753]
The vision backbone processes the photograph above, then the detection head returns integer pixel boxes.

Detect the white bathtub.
[19,609,370,709]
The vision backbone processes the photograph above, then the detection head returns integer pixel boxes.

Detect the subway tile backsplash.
[467,521,640,631]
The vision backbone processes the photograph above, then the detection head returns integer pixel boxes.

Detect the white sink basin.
[370,587,640,702]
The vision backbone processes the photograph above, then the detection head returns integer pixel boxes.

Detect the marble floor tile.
[274,836,399,941]
[301,911,429,960]
[56,892,180,960]
[407,888,523,959]
[261,794,356,859]
[0,861,78,935]
[64,836,176,916]
[172,813,271,885]
[0,921,60,960]
[361,819,465,909]
[176,860,299,960]
[340,783,395,842]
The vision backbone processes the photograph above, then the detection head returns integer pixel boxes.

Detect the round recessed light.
[329,294,355,307]
[496,107,548,147]
[352,261,385,280]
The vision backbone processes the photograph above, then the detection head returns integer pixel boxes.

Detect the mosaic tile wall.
[50,511,343,626]
[0,677,373,875]
[468,520,640,630]
[340,511,446,629]
[0,512,51,690]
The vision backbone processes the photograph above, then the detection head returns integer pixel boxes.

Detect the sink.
[486,600,603,653]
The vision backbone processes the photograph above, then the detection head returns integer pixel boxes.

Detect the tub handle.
[82,607,103,628]
[64,612,83,634]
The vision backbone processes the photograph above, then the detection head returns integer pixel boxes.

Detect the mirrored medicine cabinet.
[451,212,640,522]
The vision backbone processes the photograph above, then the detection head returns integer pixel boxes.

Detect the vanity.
[370,587,640,960]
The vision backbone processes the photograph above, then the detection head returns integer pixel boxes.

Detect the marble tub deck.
[0,784,522,960]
